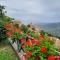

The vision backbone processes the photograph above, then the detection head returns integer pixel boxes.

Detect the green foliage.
[30,31,40,38]
[40,30,47,35]
[23,32,59,60]
[0,4,5,19]
[2,16,13,23]
[0,22,7,42]
[21,24,29,33]
[0,5,12,24]
[12,32,21,41]
[12,32,27,42]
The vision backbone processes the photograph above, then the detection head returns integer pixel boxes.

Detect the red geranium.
[26,40,32,46]
[35,42,41,46]
[6,31,13,37]
[40,47,48,53]
[31,39,37,43]
[26,52,32,57]
[22,45,25,49]
[4,23,13,30]
[20,38,25,43]
[48,56,55,60]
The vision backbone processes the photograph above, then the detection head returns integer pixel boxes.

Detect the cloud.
[0,0,60,24]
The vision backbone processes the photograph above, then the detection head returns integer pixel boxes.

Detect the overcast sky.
[0,0,60,24]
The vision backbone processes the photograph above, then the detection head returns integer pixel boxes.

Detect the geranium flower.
[26,40,32,46]
[48,56,55,60]
[40,47,48,53]
[35,42,41,46]
[22,45,25,49]
[26,52,32,57]
[4,23,13,30]
[6,31,13,37]
[31,39,37,43]
[20,38,25,43]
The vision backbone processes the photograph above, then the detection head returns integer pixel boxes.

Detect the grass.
[0,41,18,60]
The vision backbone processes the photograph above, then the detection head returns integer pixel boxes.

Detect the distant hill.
[35,22,60,38]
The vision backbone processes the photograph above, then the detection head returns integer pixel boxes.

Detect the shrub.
[0,22,7,42]
[21,24,29,33]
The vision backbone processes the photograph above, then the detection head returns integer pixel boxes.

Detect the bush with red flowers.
[26,52,32,57]
[48,56,55,60]
[22,45,25,49]
[21,31,59,60]
[40,47,48,53]
[7,23,59,60]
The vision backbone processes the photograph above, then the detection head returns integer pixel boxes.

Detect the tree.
[0,4,5,19]
[0,5,14,24]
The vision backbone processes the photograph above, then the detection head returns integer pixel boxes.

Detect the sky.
[0,0,60,24]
